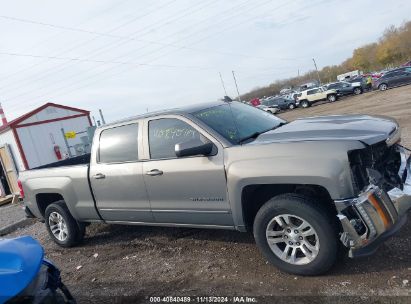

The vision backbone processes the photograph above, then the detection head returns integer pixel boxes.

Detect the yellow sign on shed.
[65,131,76,139]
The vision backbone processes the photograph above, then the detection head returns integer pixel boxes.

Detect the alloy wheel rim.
[266,214,320,265]
[49,211,68,241]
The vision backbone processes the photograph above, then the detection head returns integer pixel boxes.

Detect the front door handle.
[146,169,163,176]
[93,173,106,179]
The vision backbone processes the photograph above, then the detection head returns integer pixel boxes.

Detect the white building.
[0,102,92,196]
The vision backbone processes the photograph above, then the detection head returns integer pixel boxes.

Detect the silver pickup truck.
[19,101,411,275]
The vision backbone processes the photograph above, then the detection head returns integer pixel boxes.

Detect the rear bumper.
[335,147,411,257]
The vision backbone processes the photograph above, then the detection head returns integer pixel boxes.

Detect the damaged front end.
[335,144,411,257]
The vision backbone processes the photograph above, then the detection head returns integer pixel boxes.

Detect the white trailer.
[337,70,363,81]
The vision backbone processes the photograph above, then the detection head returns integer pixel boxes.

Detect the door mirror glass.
[175,140,213,158]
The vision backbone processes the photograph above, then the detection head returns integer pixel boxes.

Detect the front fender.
[225,140,364,228]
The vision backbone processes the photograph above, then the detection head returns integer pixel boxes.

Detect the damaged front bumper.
[335,146,411,258]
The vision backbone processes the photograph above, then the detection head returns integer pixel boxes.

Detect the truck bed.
[32,153,91,170]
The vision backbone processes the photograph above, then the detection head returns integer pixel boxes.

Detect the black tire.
[353,87,362,95]
[300,100,310,108]
[45,200,85,247]
[253,194,339,276]
[379,83,388,91]
[327,94,337,102]
[288,103,295,110]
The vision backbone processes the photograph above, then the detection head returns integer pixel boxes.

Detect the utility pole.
[219,72,228,96]
[312,58,321,85]
[232,71,241,102]
[99,109,106,125]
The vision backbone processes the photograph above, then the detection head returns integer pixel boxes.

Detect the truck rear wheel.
[253,194,338,275]
[45,200,85,247]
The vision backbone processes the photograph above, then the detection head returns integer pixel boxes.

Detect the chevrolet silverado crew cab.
[19,101,411,275]
[297,86,338,108]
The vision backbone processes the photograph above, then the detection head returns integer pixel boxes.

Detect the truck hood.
[249,115,398,146]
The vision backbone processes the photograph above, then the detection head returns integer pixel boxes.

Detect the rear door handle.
[146,169,163,176]
[93,173,106,179]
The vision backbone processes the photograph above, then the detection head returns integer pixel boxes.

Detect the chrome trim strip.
[105,220,236,230]
[99,208,151,212]
[99,209,230,214]
[153,209,231,214]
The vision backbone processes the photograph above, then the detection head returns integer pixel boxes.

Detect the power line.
[1,0,253,101]
[0,8,302,63]
[4,0,299,111]
[0,0,215,94]
[219,72,228,96]
[0,0,178,84]
[0,51,216,70]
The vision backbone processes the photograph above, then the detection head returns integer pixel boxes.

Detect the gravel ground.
[0,202,29,234]
[6,86,411,303]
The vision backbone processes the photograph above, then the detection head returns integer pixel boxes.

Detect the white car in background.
[257,104,279,114]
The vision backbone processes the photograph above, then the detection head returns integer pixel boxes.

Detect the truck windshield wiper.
[238,122,287,144]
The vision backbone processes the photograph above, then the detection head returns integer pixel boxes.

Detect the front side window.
[149,118,204,160]
[193,102,285,144]
[307,89,318,95]
[99,124,138,163]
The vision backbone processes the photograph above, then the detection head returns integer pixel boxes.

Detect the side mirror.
[175,139,214,158]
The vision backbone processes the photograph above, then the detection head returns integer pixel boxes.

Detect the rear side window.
[99,124,139,163]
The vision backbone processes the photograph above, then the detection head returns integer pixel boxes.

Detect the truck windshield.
[192,102,286,144]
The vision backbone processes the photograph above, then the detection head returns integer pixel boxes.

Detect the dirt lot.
[8,86,411,303]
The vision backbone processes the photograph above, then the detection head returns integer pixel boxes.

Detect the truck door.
[90,122,153,222]
[142,116,233,227]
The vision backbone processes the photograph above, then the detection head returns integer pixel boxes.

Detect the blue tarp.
[0,236,44,303]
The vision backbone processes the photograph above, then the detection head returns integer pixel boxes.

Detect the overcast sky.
[1,0,410,123]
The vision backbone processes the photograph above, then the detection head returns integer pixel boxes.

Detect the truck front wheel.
[45,200,85,247]
[253,194,339,275]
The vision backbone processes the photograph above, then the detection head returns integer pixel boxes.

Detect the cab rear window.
[99,124,139,163]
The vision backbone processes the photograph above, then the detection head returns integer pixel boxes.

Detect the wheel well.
[36,193,64,217]
[241,184,336,231]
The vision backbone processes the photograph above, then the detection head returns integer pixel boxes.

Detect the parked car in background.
[326,81,363,96]
[401,60,411,67]
[279,87,293,95]
[346,76,366,86]
[262,96,297,110]
[257,104,279,114]
[296,87,338,108]
[250,98,261,107]
[298,81,318,91]
[374,67,411,91]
